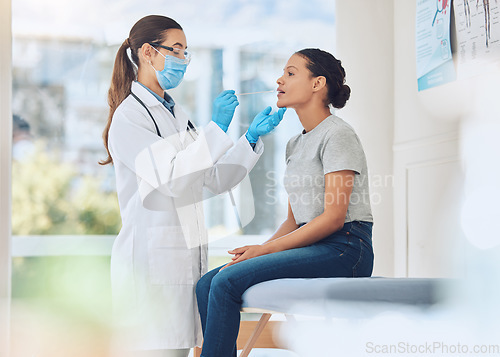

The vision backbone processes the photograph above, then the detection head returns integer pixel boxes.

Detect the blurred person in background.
[12,114,35,161]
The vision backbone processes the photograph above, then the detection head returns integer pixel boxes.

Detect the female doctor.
[100,15,286,357]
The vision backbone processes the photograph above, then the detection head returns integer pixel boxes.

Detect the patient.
[196,48,374,357]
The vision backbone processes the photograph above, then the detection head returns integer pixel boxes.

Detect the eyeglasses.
[149,42,191,64]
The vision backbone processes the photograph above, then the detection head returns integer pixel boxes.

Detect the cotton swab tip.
[235,90,276,96]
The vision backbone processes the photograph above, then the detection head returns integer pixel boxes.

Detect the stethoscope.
[130,91,243,229]
[130,91,197,140]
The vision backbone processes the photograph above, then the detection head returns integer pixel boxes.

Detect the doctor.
[100,15,286,357]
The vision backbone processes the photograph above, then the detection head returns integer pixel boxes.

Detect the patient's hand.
[219,245,269,271]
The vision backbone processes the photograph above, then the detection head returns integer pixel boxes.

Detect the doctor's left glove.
[245,106,287,144]
[211,90,239,133]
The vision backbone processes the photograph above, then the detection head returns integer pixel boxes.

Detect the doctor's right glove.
[245,106,287,144]
[211,90,239,132]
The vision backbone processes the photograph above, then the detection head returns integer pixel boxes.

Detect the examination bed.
[236,277,449,356]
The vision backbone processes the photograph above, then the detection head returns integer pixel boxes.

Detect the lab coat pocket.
[147,226,194,285]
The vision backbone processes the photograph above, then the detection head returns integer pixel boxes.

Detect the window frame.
[0,0,13,353]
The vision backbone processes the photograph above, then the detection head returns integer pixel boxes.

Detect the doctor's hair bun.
[296,48,350,109]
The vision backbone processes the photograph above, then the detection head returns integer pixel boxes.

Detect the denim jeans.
[196,221,374,357]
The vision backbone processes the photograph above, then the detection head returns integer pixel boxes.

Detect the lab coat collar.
[131,81,163,108]
[131,81,190,143]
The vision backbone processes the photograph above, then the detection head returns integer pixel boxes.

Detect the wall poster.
[454,0,500,77]
[416,0,456,91]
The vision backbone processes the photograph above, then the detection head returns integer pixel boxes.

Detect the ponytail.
[99,39,135,165]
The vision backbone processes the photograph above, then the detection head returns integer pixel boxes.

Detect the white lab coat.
[108,81,263,350]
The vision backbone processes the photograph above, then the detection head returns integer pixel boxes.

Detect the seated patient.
[196,48,374,357]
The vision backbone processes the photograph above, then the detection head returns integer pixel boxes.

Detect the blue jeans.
[196,221,374,357]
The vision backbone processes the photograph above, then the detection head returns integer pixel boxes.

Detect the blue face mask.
[150,47,189,91]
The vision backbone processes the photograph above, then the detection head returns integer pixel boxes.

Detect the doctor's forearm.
[203,135,262,194]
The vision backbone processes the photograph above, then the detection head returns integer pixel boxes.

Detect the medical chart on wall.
[454,0,500,76]
[416,0,456,91]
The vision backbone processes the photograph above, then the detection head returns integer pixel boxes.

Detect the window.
[9,1,335,354]
[12,0,335,245]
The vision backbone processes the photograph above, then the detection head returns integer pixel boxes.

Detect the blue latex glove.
[211,90,239,132]
[245,107,287,144]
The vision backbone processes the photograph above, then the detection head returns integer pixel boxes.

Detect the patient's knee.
[196,272,213,300]
[210,269,235,294]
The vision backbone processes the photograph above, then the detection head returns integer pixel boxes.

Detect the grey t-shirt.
[283,115,373,225]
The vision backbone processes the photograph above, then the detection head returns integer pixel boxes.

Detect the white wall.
[336,0,479,278]
[393,1,467,278]
[0,0,12,354]
[336,0,395,277]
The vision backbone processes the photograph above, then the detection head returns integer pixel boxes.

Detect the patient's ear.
[312,76,327,92]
